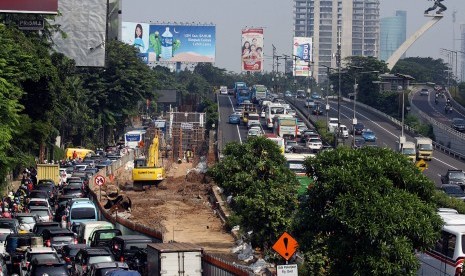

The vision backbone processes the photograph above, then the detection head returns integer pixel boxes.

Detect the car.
[286,108,296,117]
[0,218,19,233]
[0,228,12,255]
[297,125,308,137]
[352,122,365,135]
[451,118,465,132]
[62,186,86,198]
[353,137,366,149]
[420,88,429,96]
[285,140,298,153]
[88,229,122,247]
[311,92,322,99]
[108,235,152,268]
[228,114,241,124]
[87,262,130,276]
[339,124,349,138]
[247,128,262,137]
[300,130,320,143]
[306,138,323,151]
[28,190,49,199]
[312,105,323,115]
[15,213,40,233]
[4,233,39,274]
[28,198,52,211]
[72,247,115,276]
[361,129,376,142]
[296,90,306,98]
[439,184,465,200]
[42,228,77,252]
[29,206,53,223]
[62,244,90,265]
[305,98,315,108]
[21,247,60,276]
[441,169,465,186]
[28,258,70,275]
[248,121,261,130]
[284,91,292,97]
[33,222,62,235]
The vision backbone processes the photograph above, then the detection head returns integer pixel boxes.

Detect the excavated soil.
[94,160,238,260]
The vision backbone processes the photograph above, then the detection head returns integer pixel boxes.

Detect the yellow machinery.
[132,135,166,188]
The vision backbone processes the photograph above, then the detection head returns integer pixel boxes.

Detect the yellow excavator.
[132,135,166,189]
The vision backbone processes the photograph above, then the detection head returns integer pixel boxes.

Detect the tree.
[392,57,449,86]
[295,147,442,275]
[208,137,299,248]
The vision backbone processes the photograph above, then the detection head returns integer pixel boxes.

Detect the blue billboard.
[147,24,215,63]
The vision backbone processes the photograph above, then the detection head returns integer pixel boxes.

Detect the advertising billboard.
[241,28,264,72]
[293,37,313,77]
[0,0,58,14]
[122,22,150,63]
[121,23,216,63]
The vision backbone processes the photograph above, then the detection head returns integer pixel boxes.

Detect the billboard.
[293,37,313,77]
[122,23,216,63]
[241,28,264,72]
[52,0,107,67]
[0,0,58,14]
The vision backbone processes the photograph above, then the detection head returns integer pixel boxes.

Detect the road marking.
[433,157,457,169]
[228,96,243,144]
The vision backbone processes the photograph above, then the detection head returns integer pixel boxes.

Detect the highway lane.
[412,89,465,126]
[290,97,465,186]
[218,94,242,151]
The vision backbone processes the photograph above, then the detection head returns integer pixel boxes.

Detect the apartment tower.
[294,0,380,82]
[380,10,407,62]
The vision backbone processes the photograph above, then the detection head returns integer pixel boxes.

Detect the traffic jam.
[0,146,150,276]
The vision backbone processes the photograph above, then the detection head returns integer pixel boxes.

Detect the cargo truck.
[37,164,60,185]
[399,141,416,163]
[415,137,433,161]
[147,243,202,276]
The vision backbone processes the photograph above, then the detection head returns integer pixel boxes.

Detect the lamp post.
[395,73,415,147]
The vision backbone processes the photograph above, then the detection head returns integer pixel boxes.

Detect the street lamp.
[395,73,415,147]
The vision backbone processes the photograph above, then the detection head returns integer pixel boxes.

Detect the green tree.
[295,147,442,275]
[392,57,449,86]
[209,137,299,248]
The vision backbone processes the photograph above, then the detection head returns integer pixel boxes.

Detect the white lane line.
[228,96,243,144]
[337,103,459,169]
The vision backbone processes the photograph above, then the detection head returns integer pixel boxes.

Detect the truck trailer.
[414,137,433,161]
[147,242,202,276]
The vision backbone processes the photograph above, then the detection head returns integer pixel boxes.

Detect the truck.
[399,141,416,163]
[284,153,315,196]
[236,87,252,105]
[251,84,267,103]
[132,135,166,189]
[414,137,433,161]
[233,81,247,98]
[147,242,202,276]
[37,164,60,185]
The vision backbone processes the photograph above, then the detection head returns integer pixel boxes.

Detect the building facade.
[380,10,407,62]
[461,24,465,81]
[294,0,380,83]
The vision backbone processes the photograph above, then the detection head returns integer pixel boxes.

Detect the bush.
[432,190,465,214]
[314,120,334,146]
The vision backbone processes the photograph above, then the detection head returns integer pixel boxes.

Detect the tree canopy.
[208,136,299,247]
[295,147,442,275]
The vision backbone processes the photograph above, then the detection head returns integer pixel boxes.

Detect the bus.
[124,130,146,149]
[284,153,315,196]
[234,82,247,98]
[236,88,252,105]
[265,103,286,129]
[252,85,267,104]
[273,115,297,139]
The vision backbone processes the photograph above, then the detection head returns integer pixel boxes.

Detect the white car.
[306,138,323,150]
[305,98,315,108]
[297,125,308,137]
[248,127,262,137]
[286,108,296,117]
[339,124,349,138]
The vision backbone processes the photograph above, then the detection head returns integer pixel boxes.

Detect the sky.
[122,0,465,74]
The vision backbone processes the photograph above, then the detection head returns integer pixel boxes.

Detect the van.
[418,210,465,275]
[68,201,98,229]
[77,221,114,245]
[65,148,95,160]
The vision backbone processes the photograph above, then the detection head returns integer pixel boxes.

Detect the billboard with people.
[0,0,58,14]
[121,22,216,64]
[241,28,264,72]
[293,37,313,77]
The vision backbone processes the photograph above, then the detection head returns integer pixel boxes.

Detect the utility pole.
[336,28,342,147]
[282,54,290,75]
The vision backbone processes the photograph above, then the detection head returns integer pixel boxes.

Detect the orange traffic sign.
[272,232,299,261]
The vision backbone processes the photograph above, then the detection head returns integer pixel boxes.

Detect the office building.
[461,24,465,81]
[380,10,407,62]
[294,0,380,83]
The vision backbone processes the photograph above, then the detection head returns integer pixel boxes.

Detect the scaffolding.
[167,112,206,161]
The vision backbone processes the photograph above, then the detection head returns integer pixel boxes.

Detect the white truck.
[414,137,433,161]
[147,242,202,276]
[328,117,339,133]
[399,141,416,163]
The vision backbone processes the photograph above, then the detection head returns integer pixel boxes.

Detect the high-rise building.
[294,0,380,83]
[380,10,406,62]
[461,24,465,81]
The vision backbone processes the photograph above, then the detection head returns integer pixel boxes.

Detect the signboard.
[272,232,299,261]
[95,175,106,187]
[122,22,216,64]
[293,37,313,77]
[416,159,428,172]
[241,28,264,72]
[277,264,298,276]
[181,122,194,130]
[0,0,58,14]
[18,19,44,30]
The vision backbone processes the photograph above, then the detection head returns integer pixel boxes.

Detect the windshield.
[88,255,114,264]
[402,148,416,155]
[239,90,249,97]
[287,161,306,174]
[70,207,96,220]
[443,186,464,195]
[419,144,433,151]
[31,210,49,217]
[52,236,74,243]
[449,172,465,180]
[18,217,35,224]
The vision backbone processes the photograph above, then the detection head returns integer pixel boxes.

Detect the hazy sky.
[123,0,464,73]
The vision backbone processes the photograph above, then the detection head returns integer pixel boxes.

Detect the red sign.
[272,232,299,261]
[0,0,58,14]
[95,175,106,187]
